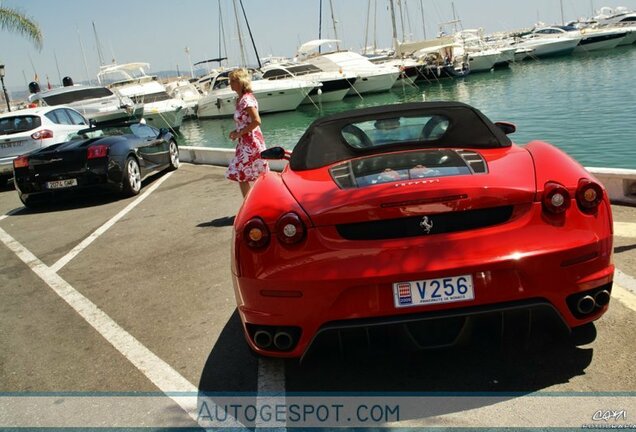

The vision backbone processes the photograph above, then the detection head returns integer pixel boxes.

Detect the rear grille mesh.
[336,206,514,240]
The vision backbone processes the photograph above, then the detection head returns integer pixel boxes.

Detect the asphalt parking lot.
[1,163,635,429]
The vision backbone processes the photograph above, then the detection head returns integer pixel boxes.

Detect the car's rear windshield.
[341,115,451,149]
[42,87,114,105]
[330,149,482,189]
[0,115,42,135]
[289,103,511,171]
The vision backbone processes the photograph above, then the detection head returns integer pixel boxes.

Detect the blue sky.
[2,0,636,93]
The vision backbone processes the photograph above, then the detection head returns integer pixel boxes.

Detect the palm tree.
[0,5,43,50]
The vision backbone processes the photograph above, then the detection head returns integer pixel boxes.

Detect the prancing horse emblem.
[419,216,433,234]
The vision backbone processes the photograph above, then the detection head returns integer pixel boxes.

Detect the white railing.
[179,146,636,206]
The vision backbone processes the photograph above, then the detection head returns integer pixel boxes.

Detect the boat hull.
[144,104,185,130]
[198,87,311,119]
[346,71,399,96]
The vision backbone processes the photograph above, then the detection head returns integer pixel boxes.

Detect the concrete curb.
[179,146,636,205]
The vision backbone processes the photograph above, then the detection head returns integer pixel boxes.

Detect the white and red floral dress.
[225,92,269,182]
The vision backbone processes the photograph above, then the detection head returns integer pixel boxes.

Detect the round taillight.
[243,218,270,249]
[576,178,603,212]
[543,181,571,214]
[276,212,306,245]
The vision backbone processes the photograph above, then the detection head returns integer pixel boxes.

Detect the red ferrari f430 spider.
[231,102,614,358]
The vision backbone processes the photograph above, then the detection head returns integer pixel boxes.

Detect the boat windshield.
[129,92,172,104]
[42,88,114,105]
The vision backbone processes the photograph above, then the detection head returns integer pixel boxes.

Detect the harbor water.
[178,44,636,170]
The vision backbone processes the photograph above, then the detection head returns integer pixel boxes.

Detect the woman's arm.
[229,106,262,140]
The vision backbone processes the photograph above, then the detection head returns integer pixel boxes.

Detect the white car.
[0,106,89,185]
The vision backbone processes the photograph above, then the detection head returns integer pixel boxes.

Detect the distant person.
[225,68,268,198]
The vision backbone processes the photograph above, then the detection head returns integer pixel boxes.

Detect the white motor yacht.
[454,30,503,72]
[511,27,582,58]
[588,7,636,46]
[260,62,356,104]
[27,77,143,124]
[539,25,627,52]
[297,40,400,96]
[97,63,186,131]
[197,69,319,119]
[164,79,201,118]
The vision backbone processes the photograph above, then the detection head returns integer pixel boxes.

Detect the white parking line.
[614,221,636,239]
[256,358,286,429]
[0,208,21,222]
[50,173,173,273]
[0,226,243,428]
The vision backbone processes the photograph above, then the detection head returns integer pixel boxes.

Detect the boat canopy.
[396,36,455,57]
[297,39,341,55]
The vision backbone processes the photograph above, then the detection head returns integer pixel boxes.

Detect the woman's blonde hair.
[229,68,252,93]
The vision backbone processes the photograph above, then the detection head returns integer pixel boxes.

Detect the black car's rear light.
[13,155,29,169]
[276,212,306,245]
[87,145,109,160]
[542,181,570,214]
[31,129,53,140]
[576,178,603,213]
[244,217,270,249]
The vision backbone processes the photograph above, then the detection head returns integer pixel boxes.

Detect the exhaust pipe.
[594,290,611,307]
[273,331,294,351]
[576,295,596,315]
[253,330,273,349]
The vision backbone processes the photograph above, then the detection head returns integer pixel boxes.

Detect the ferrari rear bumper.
[233,202,614,358]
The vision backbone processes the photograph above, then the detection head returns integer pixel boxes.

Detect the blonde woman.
[225,68,269,198]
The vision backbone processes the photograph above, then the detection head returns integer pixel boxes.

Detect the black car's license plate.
[46,179,78,189]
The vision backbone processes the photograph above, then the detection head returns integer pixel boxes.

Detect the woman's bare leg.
[239,181,251,197]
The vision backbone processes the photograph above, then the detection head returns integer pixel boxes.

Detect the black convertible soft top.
[290,102,512,171]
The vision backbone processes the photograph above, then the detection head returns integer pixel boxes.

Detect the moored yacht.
[296,40,400,96]
[164,79,201,118]
[97,63,186,131]
[509,26,581,58]
[27,77,143,124]
[589,7,636,45]
[541,25,627,52]
[260,62,356,104]
[196,69,320,119]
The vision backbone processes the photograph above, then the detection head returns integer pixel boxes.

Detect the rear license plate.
[0,140,25,149]
[393,275,474,308]
[46,179,78,189]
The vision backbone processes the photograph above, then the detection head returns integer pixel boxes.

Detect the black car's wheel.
[168,140,179,171]
[122,156,142,196]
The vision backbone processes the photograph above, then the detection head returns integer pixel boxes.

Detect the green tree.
[0,5,43,50]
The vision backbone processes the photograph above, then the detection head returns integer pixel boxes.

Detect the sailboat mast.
[363,0,370,54]
[398,0,406,42]
[53,50,62,85]
[238,0,262,68]
[388,0,399,52]
[328,0,340,50]
[419,0,427,39]
[560,0,565,25]
[373,0,377,51]
[232,0,247,66]
[76,27,92,85]
[319,0,323,46]
[92,21,105,66]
